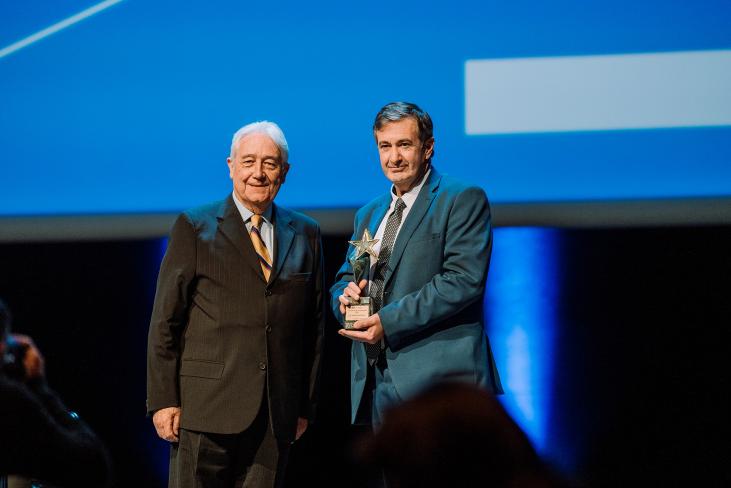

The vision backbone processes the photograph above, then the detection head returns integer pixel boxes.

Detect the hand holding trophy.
[344,229,378,329]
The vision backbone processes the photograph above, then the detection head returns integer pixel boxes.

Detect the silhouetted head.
[357,382,560,488]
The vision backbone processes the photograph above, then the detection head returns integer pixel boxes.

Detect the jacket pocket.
[180,359,224,379]
[290,272,312,283]
[409,232,441,244]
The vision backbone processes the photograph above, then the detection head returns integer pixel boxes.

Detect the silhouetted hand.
[10,333,45,380]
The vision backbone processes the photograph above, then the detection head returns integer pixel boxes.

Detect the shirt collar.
[231,192,273,224]
[390,168,431,208]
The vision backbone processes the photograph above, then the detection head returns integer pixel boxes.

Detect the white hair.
[229,120,289,163]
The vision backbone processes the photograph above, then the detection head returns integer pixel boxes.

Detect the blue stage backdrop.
[1,0,730,219]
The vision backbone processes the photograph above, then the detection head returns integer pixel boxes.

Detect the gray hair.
[230,121,289,163]
[373,102,434,162]
[373,101,434,145]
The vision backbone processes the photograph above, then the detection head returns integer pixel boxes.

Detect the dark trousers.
[354,356,401,488]
[169,397,289,488]
[355,355,402,430]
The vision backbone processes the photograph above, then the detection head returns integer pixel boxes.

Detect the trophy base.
[344,297,372,329]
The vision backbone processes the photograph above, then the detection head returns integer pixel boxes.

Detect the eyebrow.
[379,138,414,145]
[239,153,280,161]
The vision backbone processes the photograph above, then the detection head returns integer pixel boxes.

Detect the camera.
[0,298,28,381]
[1,336,29,381]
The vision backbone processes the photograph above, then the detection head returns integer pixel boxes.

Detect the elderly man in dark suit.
[331,102,502,428]
[147,121,324,488]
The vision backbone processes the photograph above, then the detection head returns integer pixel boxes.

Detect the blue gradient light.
[148,236,172,484]
[1,0,731,217]
[486,227,561,455]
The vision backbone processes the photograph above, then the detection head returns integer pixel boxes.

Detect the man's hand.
[338,313,384,344]
[152,406,181,442]
[10,334,45,380]
[338,279,368,315]
[295,417,308,441]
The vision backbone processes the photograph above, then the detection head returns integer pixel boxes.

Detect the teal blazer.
[330,169,502,422]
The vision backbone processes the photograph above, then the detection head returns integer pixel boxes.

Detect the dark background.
[1,225,729,487]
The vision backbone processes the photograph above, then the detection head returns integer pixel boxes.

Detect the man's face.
[375,117,434,195]
[227,132,289,212]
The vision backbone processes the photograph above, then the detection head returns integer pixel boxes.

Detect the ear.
[279,162,290,184]
[423,137,435,160]
[227,157,234,179]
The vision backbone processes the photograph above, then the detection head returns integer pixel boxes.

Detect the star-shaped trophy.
[344,229,379,329]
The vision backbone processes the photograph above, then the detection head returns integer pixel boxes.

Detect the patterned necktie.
[249,214,272,282]
[366,197,407,362]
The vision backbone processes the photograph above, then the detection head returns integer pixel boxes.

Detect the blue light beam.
[0,0,124,60]
[486,227,561,454]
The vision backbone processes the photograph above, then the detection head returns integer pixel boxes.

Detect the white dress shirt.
[232,192,274,253]
[369,168,431,281]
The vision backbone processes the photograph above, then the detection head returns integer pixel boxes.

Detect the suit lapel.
[366,197,391,242]
[383,170,441,287]
[348,196,390,262]
[217,196,265,281]
[269,204,295,285]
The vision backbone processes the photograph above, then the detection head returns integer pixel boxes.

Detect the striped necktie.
[366,197,407,363]
[249,214,272,282]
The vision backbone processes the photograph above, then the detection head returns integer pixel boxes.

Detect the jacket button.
[265,289,272,297]
[266,325,272,333]
[258,362,266,370]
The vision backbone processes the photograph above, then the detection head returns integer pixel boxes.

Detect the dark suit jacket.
[330,169,502,422]
[147,196,324,441]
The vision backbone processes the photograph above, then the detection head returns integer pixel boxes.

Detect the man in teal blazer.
[330,102,502,426]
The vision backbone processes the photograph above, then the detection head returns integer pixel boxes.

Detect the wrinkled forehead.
[374,117,421,143]
[232,133,282,159]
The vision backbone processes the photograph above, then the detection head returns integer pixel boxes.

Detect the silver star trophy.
[344,229,378,329]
